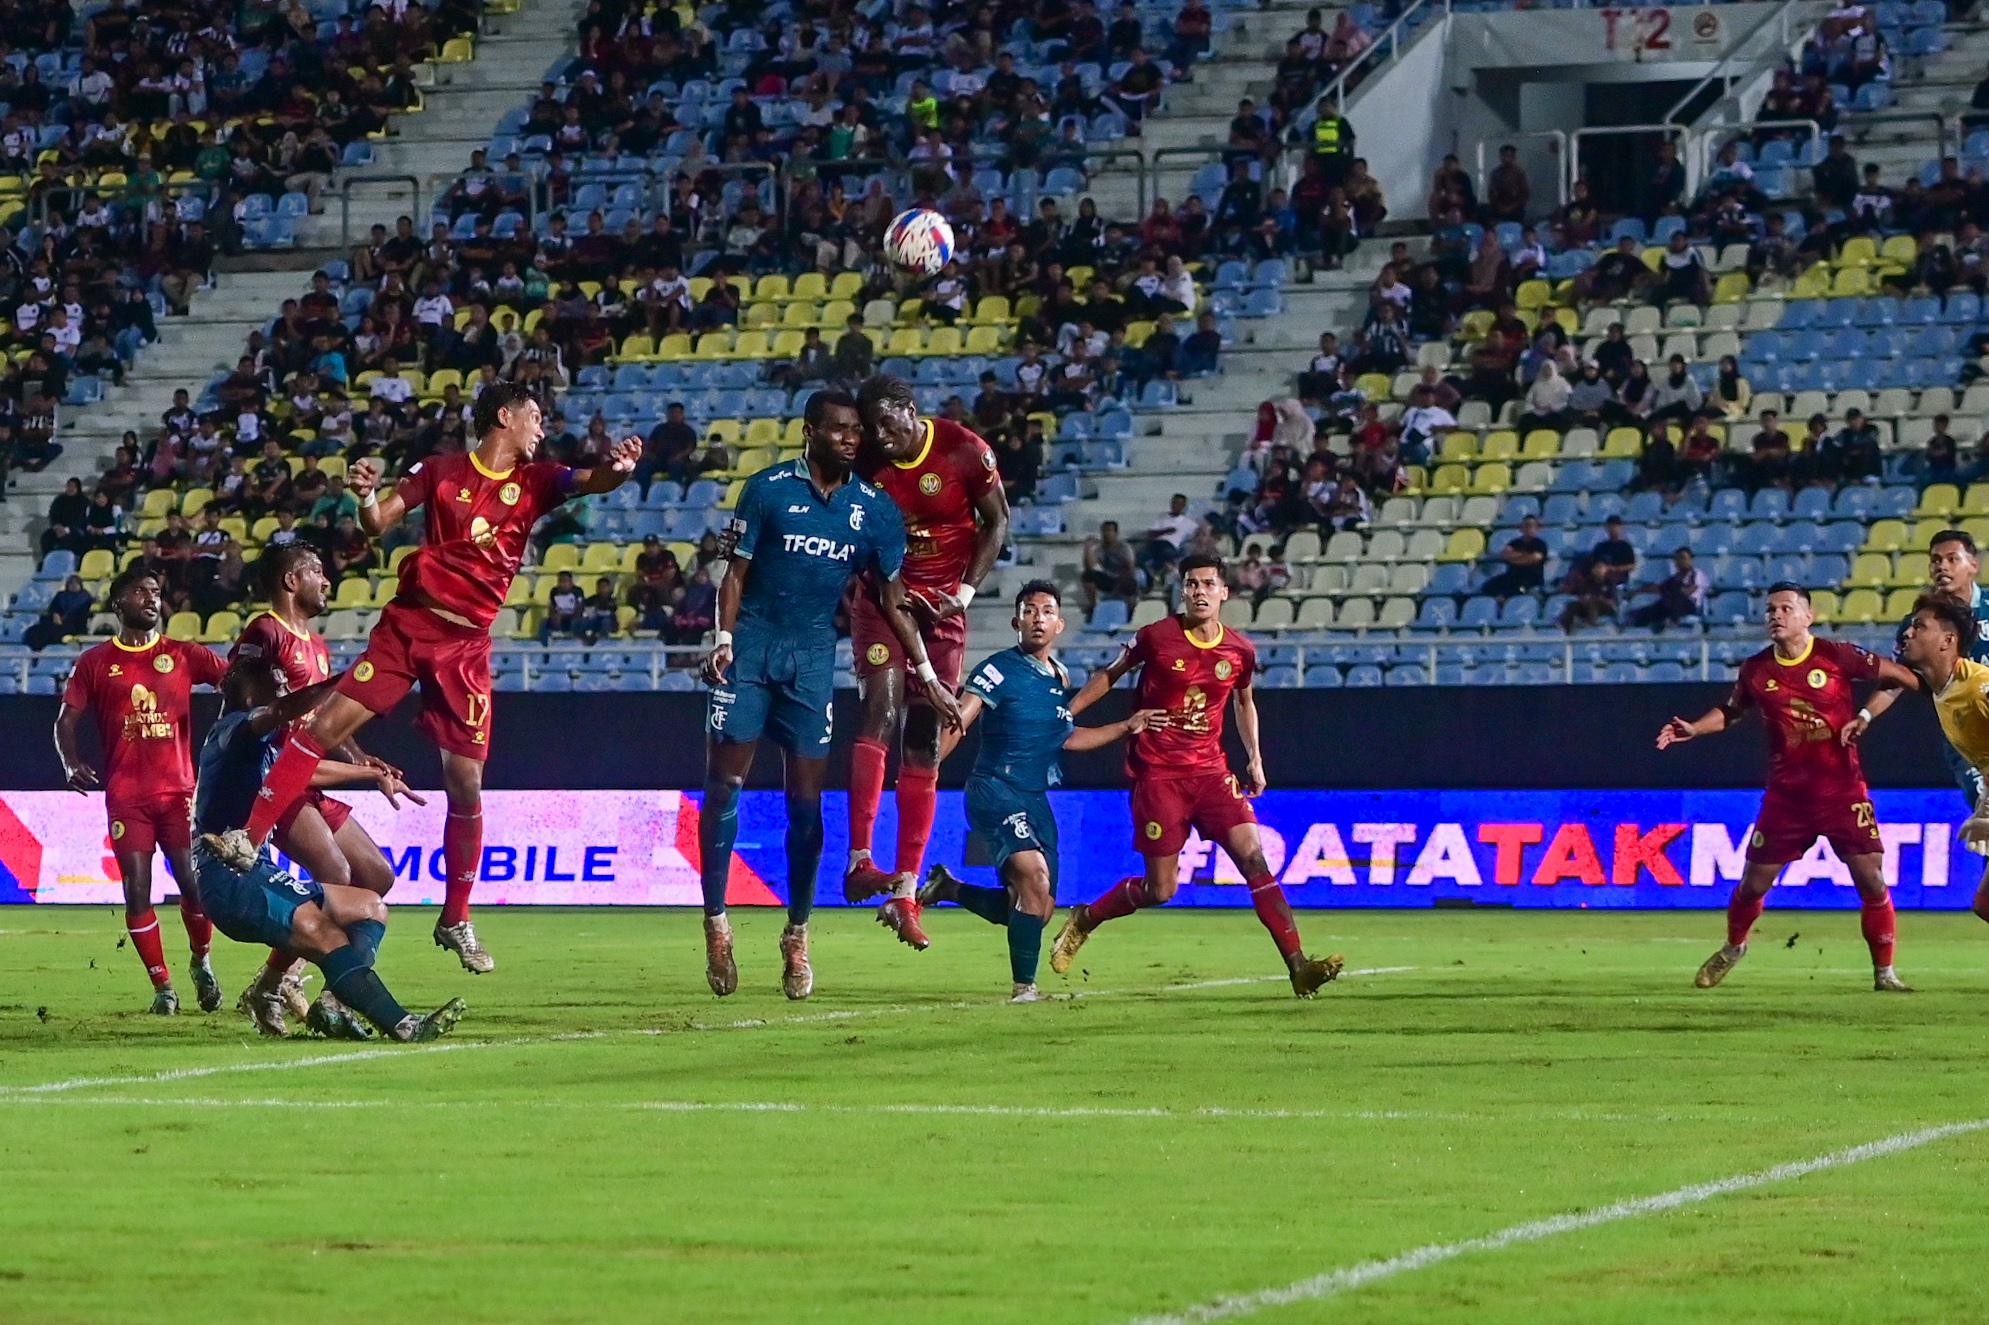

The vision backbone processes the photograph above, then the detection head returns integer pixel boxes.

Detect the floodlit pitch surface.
[3,907,1987,1324]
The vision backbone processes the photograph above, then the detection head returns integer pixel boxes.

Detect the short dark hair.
[804,387,859,427]
[1913,591,1978,650]
[1179,552,1226,579]
[257,543,319,599]
[107,566,158,604]
[855,373,916,424]
[470,380,536,437]
[1930,529,1978,558]
[221,655,282,711]
[1014,578,1061,610]
[1765,580,1810,601]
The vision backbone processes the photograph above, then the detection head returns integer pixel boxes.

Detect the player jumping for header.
[1888,591,1989,925]
[55,567,228,1014]
[699,389,961,999]
[1047,554,1345,997]
[845,374,1009,951]
[1657,582,1920,992]
[213,381,640,973]
[195,657,462,1041]
[920,579,1163,1001]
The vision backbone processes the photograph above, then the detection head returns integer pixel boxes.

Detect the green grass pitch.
[4,906,1988,1324]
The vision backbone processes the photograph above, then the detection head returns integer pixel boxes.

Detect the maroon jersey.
[230,610,332,690]
[1118,616,1258,781]
[861,416,997,594]
[1722,636,1882,802]
[62,635,227,798]
[391,452,573,629]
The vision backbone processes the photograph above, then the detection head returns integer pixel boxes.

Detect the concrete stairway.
[1828,22,1988,184]
[0,0,578,594]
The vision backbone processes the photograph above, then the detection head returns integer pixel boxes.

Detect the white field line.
[1120,1117,1989,1325]
[0,965,1417,1098]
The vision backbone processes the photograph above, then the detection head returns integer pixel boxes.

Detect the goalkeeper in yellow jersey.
[1888,591,1989,923]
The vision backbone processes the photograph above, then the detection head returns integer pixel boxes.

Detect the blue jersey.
[193,710,280,837]
[730,458,906,637]
[964,646,1074,793]
[1893,583,1989,663]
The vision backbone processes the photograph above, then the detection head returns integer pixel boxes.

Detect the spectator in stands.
[1395,385,1455,467]
[639,402,698,496]
[1486,144,1530,223]
[1181,311,1223,375]
[15,393,59,471]
[1740,409,1793,490]
[1648,355,1703,424]
[1318,472,1372,532]
[676,563,717,643]
[1655,231,1709,307]
[26,574,93,652]
[329,513,374,582]
[1350,302,1408,375]
[1640,139,1687,221]
[1590,517,1638,592]
[1082,519,1141,619]
[1481,515,1548,599]
[539,571,584,644]
[39,478,87,558]
[1628,547,1710,631]
[1139,493,1199,583]
[1815,408,1882,484]
[1579,237,1651,304]
[581,577,619,645]
[996,427,1041,506]
[1604,359,1655,428]
[1747,212,1801,285]
[1517,361,1571,432]
[1637,419,1681,493]
[1708,356,1752,422]
[1923,414,1960,484]
[1813,135,1859,209]
[1566,361,1612,429]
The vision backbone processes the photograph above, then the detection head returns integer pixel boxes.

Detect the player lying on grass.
[195,657,464,1041]
[698,389,961,1000]
[1047,554,1345,998]
[1890,590,1989,925]
[1656,582,1920,992]
[55,568,227,1015]
[918,580,1164,1002]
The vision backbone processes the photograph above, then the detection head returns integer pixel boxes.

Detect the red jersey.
[392,451,573,629]
[861,416,997,593]
[1723,636,1881,802]
[62,634,226,798]
[1119,617,1258,781]
[230,610,332,690]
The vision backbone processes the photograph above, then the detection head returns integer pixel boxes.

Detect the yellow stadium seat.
[964,325,1004,354]
[1886,556,1922,588]
[1356,372,1393,399]
[76,548,115,581]
[220,517,247,544]
[1810,589,1840,623]
[791,272,828,302]
[781,301,816,328]
[1882,587,1920,619]
[1880,234,1918,267]
[1846,553,1889,589]
[1864,518,1906,554]
[753,274,790,302]
[657,333,692,359]
[540,543,580,573]
[1908,517,1949,549]
[706,419,743,443]
[694,331,734,359]
[1712,272,1752,303]
[1960,485,1989,517]
[1831,266,1873,297]
[1466,462,1511,495]
[1429,463,1469,494]
[618,544,644,574]
[333,578,371,609]
[1601,427,1643,459]
[744,419,781,448]
[504,576,534,608]
[616,333,655,361]
[1521,430,1559,460]
[732,330,772,360]
[782,418,807,446]
[719,480,746,510]
[743,302,779,329]
[141,489,175,519]
[1917,483,1961,517]
[180,487,214,517]
[886,327,924,357]
[818,299,856,329]
[1457,310,1495,341]
[1479,430,1519,462]
[1437,432,1477,463]
[829,271,864,300]
[1514,279,1551,311]
[1838,236,1878,267]
[969,295,1011,325]
[367,578,396,609]
[511,608,541,640]
[1439,528,1486,562]
[1838,588,1883,623]
[581,542,623,575]
[771,330,806,357]
[438,34,474,62]
[165,610,202,641]
[200,610,242,644]
[688,277,713,302]
[926,326,964,356]
[1792,265,1833,299]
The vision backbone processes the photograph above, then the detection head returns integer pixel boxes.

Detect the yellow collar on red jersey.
[891,418,934,471]
[110,632,160,653]
[469,451,514,481]
[1772,637,1815,667]
[1181,619,1225,650]
[253,608,312,642]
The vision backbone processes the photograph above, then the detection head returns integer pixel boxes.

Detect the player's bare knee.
[359,893,389,926]
[1236,852,1270,880]
[1147,877,1179,904]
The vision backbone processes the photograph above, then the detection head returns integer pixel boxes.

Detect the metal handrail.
[1565,122,1689,201]
[1848,109,1952,161]
[1663,0,1825,125]
[1473,131,1570,213]
[1308,0,1450,118]
[1692,117,1821,193]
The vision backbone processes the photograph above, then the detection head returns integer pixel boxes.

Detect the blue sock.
[347,917,385,966]
[953,883,1012,925]
[698,779,741,916]
[1008,910,1046,985]
[785,793,823,927]
[317,943,408,1032]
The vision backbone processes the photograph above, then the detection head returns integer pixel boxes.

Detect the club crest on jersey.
[499,481,521,506]
[980,449,997,471]
[354,661,376,683]
[919,472,941,495]
[153,654,174,674]
[1144,821,1162,840]
[866,643,890,666]
[110,820,125,841]
[1807,668,1827,689]
[1214,659,1233,680]
[849,504,865,531]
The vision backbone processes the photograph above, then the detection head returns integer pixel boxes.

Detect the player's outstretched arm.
[53,703,97,792]
[1063,707,1168,753]
[1655,707,1729,749]
[935,691,985,763]
[1841,663,1919,744]
[311,758,427,809]
[571,435,643,496]
[1234,683,1268,795]
[352,457,410,536]
[244,678,342,738]
[1069,649,1138,717]
[879,574,962,730]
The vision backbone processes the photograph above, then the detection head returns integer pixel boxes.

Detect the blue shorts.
[194,846,324,950]
[966,778,1058,893]
[708,629,835,755]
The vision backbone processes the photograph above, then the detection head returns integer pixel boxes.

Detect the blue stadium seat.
[1344,664,1383,687]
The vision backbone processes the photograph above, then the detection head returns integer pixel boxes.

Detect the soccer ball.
[884,207,954,277]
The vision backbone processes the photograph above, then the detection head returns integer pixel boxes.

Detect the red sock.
[1727,888,1766,948]
[441,808,482,926]
[1247,871,1303,961]
[894,764,939,878]
[244,729,327,846]
[849,738,888,856]
[126,909,170,988]
[1860,893,1897,967]
[177,893,212,958]
[1085,876,1151,927]
[265,947,294,975]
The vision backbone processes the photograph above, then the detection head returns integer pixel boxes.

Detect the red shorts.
[337,599,493,761]
[1746,788,1882,866]
[1131,771,1256,857]
[106,791,192,856]
[850,589,968,698]
[277,790,353,838]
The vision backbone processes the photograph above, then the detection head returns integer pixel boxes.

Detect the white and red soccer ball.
[884,207,955,276]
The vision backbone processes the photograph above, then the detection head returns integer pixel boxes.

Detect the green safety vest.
[1313,117,1344,156]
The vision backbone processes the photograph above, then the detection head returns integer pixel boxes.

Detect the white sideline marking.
[0,966,1416,1097]
[1119,1118,1989,1325]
